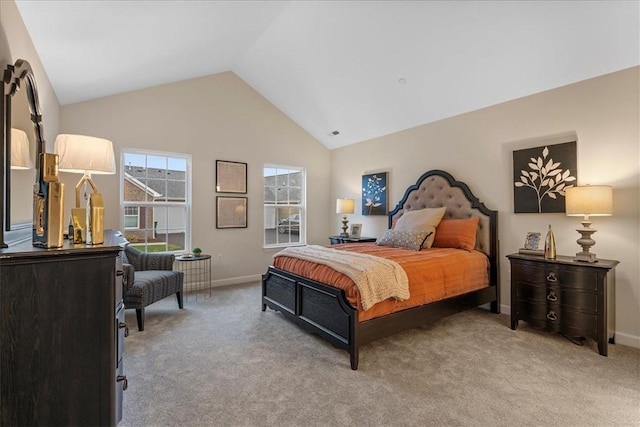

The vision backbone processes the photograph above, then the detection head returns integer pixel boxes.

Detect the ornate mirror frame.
[1,59,45,248]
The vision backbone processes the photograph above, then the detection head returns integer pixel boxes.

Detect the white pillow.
[394,207,446,248]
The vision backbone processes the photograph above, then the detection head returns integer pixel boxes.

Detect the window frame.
[263,163,306,248]
[120,148,192,253]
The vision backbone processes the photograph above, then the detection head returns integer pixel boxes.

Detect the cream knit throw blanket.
[274,245,409,311]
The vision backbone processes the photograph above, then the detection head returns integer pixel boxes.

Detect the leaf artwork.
[362,173,387,215]
[514,146,576,212]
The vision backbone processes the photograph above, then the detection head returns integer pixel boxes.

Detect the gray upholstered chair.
[122,245,184,331]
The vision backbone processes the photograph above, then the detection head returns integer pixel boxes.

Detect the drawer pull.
[119,322,129,337]
[547,291,558,302]
[546,272,558,282]
[116,270,124,277]
[117,375,128,391]
[546,311,558,321]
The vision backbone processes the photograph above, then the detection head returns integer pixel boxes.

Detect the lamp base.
[574,251,598,263]
[340,216,349,238]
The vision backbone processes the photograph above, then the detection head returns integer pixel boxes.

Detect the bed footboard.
[262,266,361,369]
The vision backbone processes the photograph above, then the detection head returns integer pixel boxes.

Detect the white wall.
[60,72,331,285]
[330,67,640,348]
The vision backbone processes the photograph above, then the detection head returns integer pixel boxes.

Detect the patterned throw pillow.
[376,230,433,251]
[393,207,446,248]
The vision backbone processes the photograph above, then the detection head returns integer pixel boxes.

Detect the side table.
[175,254,212,302]
[507,253,618,356]
[329,236,377,244]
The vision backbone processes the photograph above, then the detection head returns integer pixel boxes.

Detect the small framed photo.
[350,223,362,239]
[216,160,247,194]
[524,232,542,250]
[216,196,247,229]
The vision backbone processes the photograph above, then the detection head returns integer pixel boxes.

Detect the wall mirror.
[1,59,45,247]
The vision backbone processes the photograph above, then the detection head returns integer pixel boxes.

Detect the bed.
[261,169,499,370]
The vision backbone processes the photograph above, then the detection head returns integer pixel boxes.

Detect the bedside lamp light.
[336,198,355,237]
[10,128,33,169]
[565,185,612,262]
[54,134,115,244]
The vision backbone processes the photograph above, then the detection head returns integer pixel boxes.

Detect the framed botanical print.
[216,160,247,194]
[362,172,388,215]
[513,141,577,213]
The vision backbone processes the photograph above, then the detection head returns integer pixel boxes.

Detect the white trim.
[212,274,261,288]
[614,331,640,349]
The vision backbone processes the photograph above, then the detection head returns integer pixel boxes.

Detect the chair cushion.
[124,270,184,309]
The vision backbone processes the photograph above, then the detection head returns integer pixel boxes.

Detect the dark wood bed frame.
[262,170,499,370]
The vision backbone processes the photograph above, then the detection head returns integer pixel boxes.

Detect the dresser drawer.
[561,289,597,313]
[515,261,598,291]
[516,300,561,333]
[517,281,560,303]
[561,309,597,339]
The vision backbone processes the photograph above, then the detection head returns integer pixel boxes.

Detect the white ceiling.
[15,1,640,149]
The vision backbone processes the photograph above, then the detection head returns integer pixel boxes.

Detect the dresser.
[507,253,618,356]
[0,230,127,426]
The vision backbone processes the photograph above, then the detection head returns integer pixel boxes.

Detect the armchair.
[122,245,184,331]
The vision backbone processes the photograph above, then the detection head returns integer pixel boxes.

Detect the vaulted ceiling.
[15,1,639,149]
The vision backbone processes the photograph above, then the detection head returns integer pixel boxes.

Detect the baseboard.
[500,303,640,349]
[212,274,261,288]
[614,331,640,349]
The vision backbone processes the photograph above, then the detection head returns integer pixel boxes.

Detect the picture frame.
[216,196,247,229]
[513,141,577,213]
[216,160,247,194]
[362,172,388,215]
[524,232,541,250]
[350,223,362,239]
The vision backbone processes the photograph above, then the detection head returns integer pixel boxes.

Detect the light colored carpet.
[121,282,640,427]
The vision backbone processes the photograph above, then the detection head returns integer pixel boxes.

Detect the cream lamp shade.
[336,198,355,215]
[10,128,33,169]
[565,185,612,262]
[565,185,613,217]
[54,134,116,175]
[336,198,355,237]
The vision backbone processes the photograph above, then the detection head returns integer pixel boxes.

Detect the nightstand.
[329,236,377,244]
[507,253,619,356]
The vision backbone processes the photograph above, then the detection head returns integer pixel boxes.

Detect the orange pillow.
[432,217,479,252]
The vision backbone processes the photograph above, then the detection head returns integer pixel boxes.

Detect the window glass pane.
[264,164,304,247]
[122,150,189,253]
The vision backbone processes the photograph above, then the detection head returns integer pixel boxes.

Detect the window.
[121,149,191,253]
[264,164,305,247]
[123,206,139,229]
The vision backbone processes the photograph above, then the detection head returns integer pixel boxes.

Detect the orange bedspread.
[273,243,489,322]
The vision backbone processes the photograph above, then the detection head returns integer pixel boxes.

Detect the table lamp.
[10,128,33,169]
[54,134,115,244]
[336,198,355,237]
[565,185,612,262]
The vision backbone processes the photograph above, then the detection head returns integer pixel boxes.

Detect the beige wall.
[60,72,331,285]
[331,66,640,348]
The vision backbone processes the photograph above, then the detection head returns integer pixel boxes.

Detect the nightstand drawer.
[515,262,598,291]
[562,309,598,338]
[561,289,598,313]
[517,281,559,303]
[517,299,561,332]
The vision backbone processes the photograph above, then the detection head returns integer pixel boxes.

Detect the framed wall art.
[216,196,247,229]
[513,141,577,213]
[216,160,247,194]
[362,172,388,215]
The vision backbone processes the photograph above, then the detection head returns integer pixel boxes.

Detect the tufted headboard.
[388,170,498,285]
